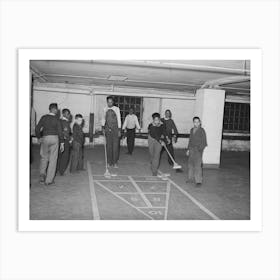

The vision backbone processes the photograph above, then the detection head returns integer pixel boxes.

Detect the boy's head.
[106,96,114,108]
[62,108,70,119]
[129,107,134,115]
[75,114,83,126]
[165,109,172,119]
[152,112,161,125]
[193,116,201,128]
[49,103,58,115]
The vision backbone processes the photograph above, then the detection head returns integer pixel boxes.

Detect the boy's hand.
[186,150,190,156]
[60,143,64,153]
[173,136,178,143]
[38,138,43,144]
[166,138,171,145]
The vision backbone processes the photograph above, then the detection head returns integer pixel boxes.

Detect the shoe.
[195,183,202,187]
[39,175,45,184]
[44,181,55,186]
[157,174,162,178]
[176,169,183,173]
[113,164,118,168]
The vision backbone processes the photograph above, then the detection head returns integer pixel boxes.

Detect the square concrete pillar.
[194,88,225,167]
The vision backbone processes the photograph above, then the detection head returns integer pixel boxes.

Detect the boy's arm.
[122,116,127,130]
[57,119,64,143]
[35,116,44,139]
[199,128,207,151]
[172,120,179,136]
[116,107,122,129]
[135,116,141,130]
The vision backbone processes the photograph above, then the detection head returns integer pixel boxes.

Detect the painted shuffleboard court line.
[158,170,220,220]
[87,161,100,220]
[95,181,154,220]
[128,176,153,208]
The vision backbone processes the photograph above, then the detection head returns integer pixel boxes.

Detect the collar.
[61,116,68,121]
[48,113,56,116]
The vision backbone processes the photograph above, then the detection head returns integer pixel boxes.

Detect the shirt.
[35,113,63,141]
[101,106,121,129]
[161,118,178,138]
[148,123,167,142]
[60,117,71,141]
[122,114,140,130]
[187,127,207,152]
[72,123,84,145]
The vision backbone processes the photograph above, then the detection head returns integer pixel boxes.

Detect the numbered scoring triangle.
[140,208,166,220]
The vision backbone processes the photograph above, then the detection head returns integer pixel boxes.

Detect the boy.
[35,103,64,186]
[161,109,178,166]
[101,96,121,168]
[70,114,85,173]
[148,113,170,177]
[186,116,207,187]
[57,108,72,175]
[122,107,141,155]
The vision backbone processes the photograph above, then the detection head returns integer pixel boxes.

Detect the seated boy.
[70,114,85,173]
[148,113,170,177]
[186,116,207,187]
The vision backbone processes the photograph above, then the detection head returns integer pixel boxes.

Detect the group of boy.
[102,95,207,187]
[35,103,85,186]
[35,96,207,187]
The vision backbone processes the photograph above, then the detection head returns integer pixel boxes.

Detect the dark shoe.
[44,181,55,186]
[195,183,202,187]
[176,169,183,173]
[39,175,45,184]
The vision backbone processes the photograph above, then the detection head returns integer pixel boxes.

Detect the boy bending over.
[148,113,170,177]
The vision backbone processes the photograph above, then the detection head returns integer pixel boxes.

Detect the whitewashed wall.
[32,89,249,151]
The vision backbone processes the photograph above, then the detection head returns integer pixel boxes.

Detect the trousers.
[70,141,84,172]
[40,135,59,184]
[148,135,162,175]
[105,127,119,165]
[187,148,203,183]
[126,128,136,154]
[57,140,70,175]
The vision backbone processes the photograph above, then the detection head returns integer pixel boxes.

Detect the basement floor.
[30,144,250,220]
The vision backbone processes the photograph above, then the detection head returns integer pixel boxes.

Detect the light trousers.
[40,135,59,183]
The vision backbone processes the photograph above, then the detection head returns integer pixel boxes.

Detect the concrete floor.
[30,144,250,220]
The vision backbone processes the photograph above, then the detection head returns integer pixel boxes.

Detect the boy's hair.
[62,108,70,115]
[49,103,58,111]
[193,116,201,122]
[106,95,114,102]
[75,114,83,119]
[165,109,172,116]
[152,112,161,119]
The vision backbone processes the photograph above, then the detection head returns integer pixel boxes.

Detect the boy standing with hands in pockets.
[186,116,207,187]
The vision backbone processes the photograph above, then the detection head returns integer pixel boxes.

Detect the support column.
[194,88,225,167]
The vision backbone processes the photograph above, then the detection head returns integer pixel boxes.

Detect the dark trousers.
[126,128,136,154]
[187,148,203,183]
[105,128,119,165]
[70,141,84,172]
[148,135,162,175]
[57,140,70,175]
[161,142,175,165]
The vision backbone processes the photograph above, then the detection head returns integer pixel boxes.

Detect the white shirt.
[101,105,121,129]
[122,114,140,130]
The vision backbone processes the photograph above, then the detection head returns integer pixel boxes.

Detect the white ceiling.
[30,60,250,95]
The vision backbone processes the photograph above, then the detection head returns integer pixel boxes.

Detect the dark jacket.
[72,123,84,145]
[188,127,207,152]
[60,119,71,142]
[35,114,63,141]
[148,123,168,142]
[161,118,178,138]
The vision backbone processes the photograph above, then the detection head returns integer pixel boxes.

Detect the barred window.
[113,95,143,126]
[223,102,250,133]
